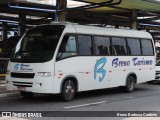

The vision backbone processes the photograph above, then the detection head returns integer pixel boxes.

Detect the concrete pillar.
[130,9,138,29]
[2,22,8,54]
[56,0,67,21]
[19,14,26,36]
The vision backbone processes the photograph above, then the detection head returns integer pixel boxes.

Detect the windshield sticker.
[94,57,107,82]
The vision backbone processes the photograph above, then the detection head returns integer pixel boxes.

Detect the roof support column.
[130,9,138,29]
[2,22,8,54]
[56,0,67,21]
[19,14,26,36]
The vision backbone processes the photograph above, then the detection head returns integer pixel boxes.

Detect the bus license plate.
[17,86,26,91]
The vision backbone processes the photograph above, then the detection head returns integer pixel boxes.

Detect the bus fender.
[125,72,137,85]
[60,75,79,93]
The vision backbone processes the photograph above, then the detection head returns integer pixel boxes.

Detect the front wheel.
[61,80,76,102]
[124,76,136,93]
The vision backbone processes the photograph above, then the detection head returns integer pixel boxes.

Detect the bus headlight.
[36,72,51,77]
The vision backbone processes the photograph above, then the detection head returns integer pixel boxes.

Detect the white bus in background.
[6,22,155,101]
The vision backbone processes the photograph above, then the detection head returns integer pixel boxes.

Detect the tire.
[147,81,154,84]
[61,80,76,102]
[20,91,34,98]
[124,76,136,93]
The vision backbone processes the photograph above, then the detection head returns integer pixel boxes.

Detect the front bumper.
[6,74,55,94]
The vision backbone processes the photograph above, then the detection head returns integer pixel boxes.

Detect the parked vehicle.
[155,60,160,80]
[6,22,155,101]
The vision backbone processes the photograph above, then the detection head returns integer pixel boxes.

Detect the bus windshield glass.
[10,25,65,63]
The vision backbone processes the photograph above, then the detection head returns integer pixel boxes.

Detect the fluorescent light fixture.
[142,0,160,4]
[137,16,157,19]
[0,20,18,23]
[139,23,160,27]
[26,0,89,7]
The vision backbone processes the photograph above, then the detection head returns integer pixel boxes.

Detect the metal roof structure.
[68,0,160,27]
[0,0,160,37]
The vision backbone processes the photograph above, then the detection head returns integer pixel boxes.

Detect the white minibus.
[6,22,155,101]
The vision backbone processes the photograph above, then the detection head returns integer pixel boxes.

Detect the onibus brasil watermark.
[1,112,42,118]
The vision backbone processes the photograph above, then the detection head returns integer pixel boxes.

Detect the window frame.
[56,33,154,61]
[56,33,78,61]
[111,36,128,56]
[93,35,111,56]
[77,34,94,56]
[126,37,142,56]
[140,39,154,56]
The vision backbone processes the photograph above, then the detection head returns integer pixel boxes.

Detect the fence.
[0,58,9,80]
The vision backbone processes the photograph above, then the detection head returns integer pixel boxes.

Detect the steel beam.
[18,14,26,35]
[130,9,138,29]
[2,22,8,54]
[55,0,67,21]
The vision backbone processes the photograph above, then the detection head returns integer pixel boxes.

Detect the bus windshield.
[10,25,65,63]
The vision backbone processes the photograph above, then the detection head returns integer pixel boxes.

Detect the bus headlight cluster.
[36,72,51,77]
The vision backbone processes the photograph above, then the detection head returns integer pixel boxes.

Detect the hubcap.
[65,81,75,99]
[128,79,134,90]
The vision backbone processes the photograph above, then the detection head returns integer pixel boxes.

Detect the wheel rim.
[64,80,75,100]
[128,78,135,90]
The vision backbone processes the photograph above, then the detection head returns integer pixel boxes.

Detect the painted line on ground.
[0,84,6,87]
[0,92,20,98]
[64,101,107,109]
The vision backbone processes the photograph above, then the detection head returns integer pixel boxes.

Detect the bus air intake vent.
[13,82,33,87]
[11,72,35,78]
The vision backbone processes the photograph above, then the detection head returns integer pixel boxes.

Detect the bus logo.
[14,64,19,71]
[94,57,107,82]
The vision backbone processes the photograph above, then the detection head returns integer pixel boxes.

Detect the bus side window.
[78,35,93,55]
[111,37,127,55]
[141,39,154,56]
[94,36,111,56]
[127,38,141,56]
[57,35,77,60]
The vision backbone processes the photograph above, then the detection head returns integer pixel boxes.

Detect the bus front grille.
[13,81,33,87]
[11,72,35,78]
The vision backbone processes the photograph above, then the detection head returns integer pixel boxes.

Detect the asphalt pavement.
[0,80,19,98]
[1,81,160,120]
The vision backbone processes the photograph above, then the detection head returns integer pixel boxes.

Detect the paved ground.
[0,80,18,97]
[0,81,160,120]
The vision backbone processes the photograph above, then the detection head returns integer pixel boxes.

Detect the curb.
[0,81,5,85]
[0,82,20,98]
[0,92,20,98]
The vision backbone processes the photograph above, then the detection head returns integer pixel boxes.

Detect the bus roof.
[72,24,152,39]
[50,22,152,39]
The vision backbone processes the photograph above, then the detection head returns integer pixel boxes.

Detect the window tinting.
[127,38,141,55]
[112,37,127,55]
[78,35,93,55]
[141,39,154,55]
[94,36,111,55]
[10,25,64,63]
[57,35,77,60]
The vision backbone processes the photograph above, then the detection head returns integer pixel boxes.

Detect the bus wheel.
[20,91,34,98]
[124,76,136,93]
[61,80,76,102]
